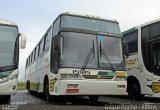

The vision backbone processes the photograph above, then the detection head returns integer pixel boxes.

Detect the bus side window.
[123,30,138,54]
[37,43,40,56]
[40,39,44,54]
[53,18,60,36]
[26,59,28,67]
[43,35,47,51]
[123,39,129,58]
[34,48,36,60]
[45,28,52,49]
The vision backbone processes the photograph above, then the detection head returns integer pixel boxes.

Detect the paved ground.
[0,90,160,110]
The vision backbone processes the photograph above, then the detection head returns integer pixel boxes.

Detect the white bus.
[123,19,160,99]
[25,13,127,102]
[0,19,26,102]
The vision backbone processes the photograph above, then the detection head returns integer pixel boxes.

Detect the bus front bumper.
[0,79,17,95]
[51,80,127,96]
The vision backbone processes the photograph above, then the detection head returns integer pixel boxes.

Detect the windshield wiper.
[81,40,95,70]
[13,37,18,65]
[99,41,115,71]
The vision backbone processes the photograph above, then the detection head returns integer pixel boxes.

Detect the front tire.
[27,81,34,94]
[3,95,11,103]
[26,81,30,94]
[44,80,52,102]
[127,81,144,100]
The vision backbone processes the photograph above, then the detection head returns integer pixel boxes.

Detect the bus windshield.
[60,32,97,69]
[59,32,125,70]
[0,25,18,68]
[61,15,121,35]
[97,35,124,70]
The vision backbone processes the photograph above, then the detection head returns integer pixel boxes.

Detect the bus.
[123,19,160,99]
[25,13,127,102]
[0,19,26,102]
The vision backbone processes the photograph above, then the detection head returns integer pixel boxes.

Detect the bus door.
[149,41,160,93]
[152,41,160,75]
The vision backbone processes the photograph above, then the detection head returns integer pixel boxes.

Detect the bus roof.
[122,27,137,35]
[59,12,119,23]
[0,19,17,26]
[123,19,160,35]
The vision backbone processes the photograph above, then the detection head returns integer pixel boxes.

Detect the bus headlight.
[114,76,126,81]
[0,72,18,84]
[6,72,18,81]
[60,73,82,80]
[116,72,127,77]
[114,71,127,81]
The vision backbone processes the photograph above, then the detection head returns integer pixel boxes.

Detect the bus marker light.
[68,84,78,88]
[97,75,101,79]
[116,72,126,77]
[152,82,160,93]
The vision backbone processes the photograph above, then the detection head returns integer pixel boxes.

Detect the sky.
[1,0,160,81]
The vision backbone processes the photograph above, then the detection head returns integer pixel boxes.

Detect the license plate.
[66,89,79,93]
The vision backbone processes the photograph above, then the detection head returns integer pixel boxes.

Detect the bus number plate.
[66,89,79,93]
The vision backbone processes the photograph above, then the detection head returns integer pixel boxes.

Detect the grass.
[17,82,26,90]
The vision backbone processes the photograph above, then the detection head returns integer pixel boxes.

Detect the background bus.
[123,19,160,99]
[0,19,26,102]
[25,13,127,102]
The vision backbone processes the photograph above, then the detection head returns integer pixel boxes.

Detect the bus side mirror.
[54,49,59,73]
[53,35,59,50]
[123,40,129,58]
[19,33,26,49]
[51,37,59,74]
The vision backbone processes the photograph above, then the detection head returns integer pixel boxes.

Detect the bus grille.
[82,75,114,79]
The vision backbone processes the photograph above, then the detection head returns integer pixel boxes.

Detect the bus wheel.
[3,95,11,103]
[89,96,99,103]
[44,81,52,102]
[128,81,143,100]
[27,81,34,94]
[27,81,30,94]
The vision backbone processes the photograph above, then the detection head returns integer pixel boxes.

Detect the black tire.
[27,81,35,95]
[27,81,31,94]
[127,81,144,100]
[3,95,11,103]
[89,96,99,103]
[44,80,52,102]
